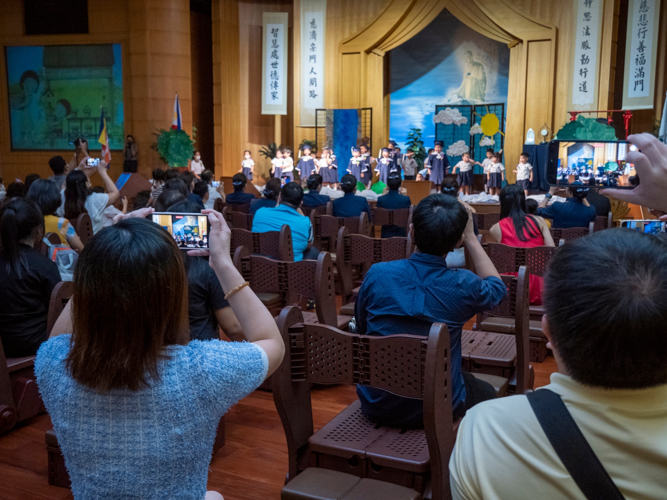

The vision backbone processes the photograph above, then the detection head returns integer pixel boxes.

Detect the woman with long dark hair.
[489,184,554,303]
[0,198,61,357]
[35,209,284,499]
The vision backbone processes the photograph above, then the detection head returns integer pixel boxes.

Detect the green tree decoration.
[554,115,617,141]
[405,128,428,169]
[299,139,317,152]
[154,129,195,167]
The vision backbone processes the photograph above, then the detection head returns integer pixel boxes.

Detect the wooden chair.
[301,201,332,217]
[274,307,453,500]
[213,198,226,213]
[463,267,532,396]
[38,232,64,257]
[593,212,613,231]
[482,243,556,362]
[371,206,414,237]
[475,212,500,234]
[69,213,93,245]
[549,221,594,242]
[222,206,254,230]
[234,250,350,330]
[230,226,294,261]
[312,212,371,252]
[337,227,415,314]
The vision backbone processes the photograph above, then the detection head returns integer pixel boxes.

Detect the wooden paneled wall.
[0,0,193,183]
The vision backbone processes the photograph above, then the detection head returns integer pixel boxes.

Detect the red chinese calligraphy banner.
[569,0,603,112]
[623,0,662,110]
[262,12,289,115]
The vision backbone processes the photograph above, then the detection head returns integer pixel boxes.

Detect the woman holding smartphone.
[35,209,284,500]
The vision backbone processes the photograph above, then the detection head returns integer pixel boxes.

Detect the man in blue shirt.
[302,174,331,209]
[355,194,506,427]
[377,172,412,238]
[226,173,256,206]
[332,174,372,221]
[252,182,316,262]
[536,185,596,229]
[250,178,280,214]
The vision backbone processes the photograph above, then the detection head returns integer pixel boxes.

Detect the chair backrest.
[223,206,254,230]
[239,252,336,326]
[47,281,74,336]
[487,243,557,277]
[476,212,500,231]
[272,307,453,498]
[0,336,18,434]
[313,212,370,251]
[74,213,93,244]
[213,198,226,213]
[39,232,62,257]
[230,226,294,261]
[301,201,332,217]
[230,202,251,213]
[549,221,594,242]
[593,212,613,231]
[371,207,413,229]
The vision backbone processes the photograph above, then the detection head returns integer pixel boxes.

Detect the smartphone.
[547,140,638,189]
[212,181,220,188]
[620,220,666,234]
[151,212,210,249]
[86,158,100,167]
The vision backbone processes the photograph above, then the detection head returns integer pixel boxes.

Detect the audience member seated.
[35,211,284,499]
[226,173,256,206]
[165,168,180,181]
[252,182,317,262]
[155,189,187,212]
[302,174,330,209]
[26,179,84,251]
[355,194,506,427]
[59,162,120,234]
[377,172,411,238]
[0,198,61,357]
[250,178,281,214]
[536,184,596,229]
[23,174,41,196]
[332,174,372,220]
[489,184,554,305]
[450,229,667,499]
[201,169,224,210]
[5,182,24,200]
[193,180,209,207]
[89,186,128,228]
[133,190,151,210]
[441,179,477,269]
[180,171,206,210]
[168,200,243,341]
[48,155,68,190]
[525,198,551,228]
[584,183,612,216]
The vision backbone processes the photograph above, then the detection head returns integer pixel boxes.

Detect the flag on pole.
[172,93,182,131]
[98,109,111,165]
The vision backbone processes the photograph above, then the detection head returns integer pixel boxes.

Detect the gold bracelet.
[224,281,249,301]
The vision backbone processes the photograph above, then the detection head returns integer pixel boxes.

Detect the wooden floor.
[0,354,557,500]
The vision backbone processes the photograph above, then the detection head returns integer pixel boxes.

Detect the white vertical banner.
[622,0,662,109]
[570,0,603,110]
[262,12,288,115]
[300,0,326,126]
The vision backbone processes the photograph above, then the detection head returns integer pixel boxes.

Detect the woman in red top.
[489,184,554,304]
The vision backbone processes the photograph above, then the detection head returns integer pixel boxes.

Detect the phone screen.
[151,213,210,248]
[86,158,100,167]
[547,140,637,189]
[620,220,665,234]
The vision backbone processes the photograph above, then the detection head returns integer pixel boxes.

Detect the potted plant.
[153,128,195,169]
[405,128,428,169]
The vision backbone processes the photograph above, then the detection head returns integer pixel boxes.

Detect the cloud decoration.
[434,107,468,126]
[446,140,469,157]
[469,123,483,135]
[479,136,495,146]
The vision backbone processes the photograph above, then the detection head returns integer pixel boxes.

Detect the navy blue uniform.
[376,191,412,238]
[536,198,596,229]
[302,192,331,209]
[332,193,372,221]
[226,191,255,206]
[250,198,277,214]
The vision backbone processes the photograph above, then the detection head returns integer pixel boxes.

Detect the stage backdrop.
[5,43,124,150]
[388,9,509,169]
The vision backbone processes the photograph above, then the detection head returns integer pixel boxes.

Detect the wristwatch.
[545,193,553,200]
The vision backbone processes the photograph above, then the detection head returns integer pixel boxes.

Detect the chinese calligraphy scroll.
[300,0,326,126]
[262,13,288,115]
[623,0,662,110]
[570,0,602,110]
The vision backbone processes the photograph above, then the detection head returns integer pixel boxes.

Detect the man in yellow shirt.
[450,228,667,499]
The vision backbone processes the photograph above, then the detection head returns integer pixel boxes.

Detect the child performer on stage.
[475,148,494,193]
[487,152,505,196]
[347,147,364,183]
[374,148,397,184]
[359,144,374,187]
[320,149,338,186]
[295,145,316,182]
[452,152,475,195]
[401,150,417,180]
[282,148,294,183]
[424,141,449,187]
[513,152,533,197]
[239,150,255,181]
[271,149,284,181]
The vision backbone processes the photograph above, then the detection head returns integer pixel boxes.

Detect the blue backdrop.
[332,109,359,181]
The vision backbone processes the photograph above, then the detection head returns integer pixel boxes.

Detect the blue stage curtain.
[332,109,359,181]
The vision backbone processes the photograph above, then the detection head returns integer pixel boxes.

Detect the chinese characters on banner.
[262,13,288,115]
[623,0,661,109]
[571,0,602,108]
[300,0,326,126]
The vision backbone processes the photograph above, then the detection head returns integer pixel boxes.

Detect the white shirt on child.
[488,163,505,174]
[401,158,417,175]
[241,159,254,169]
[455,160,473,172]
[282,157,294,172]
[271,158,283,170]
[481,158,493,174]
[317,159,328,170]
[190,160,205,175]
[516,163,533,180]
